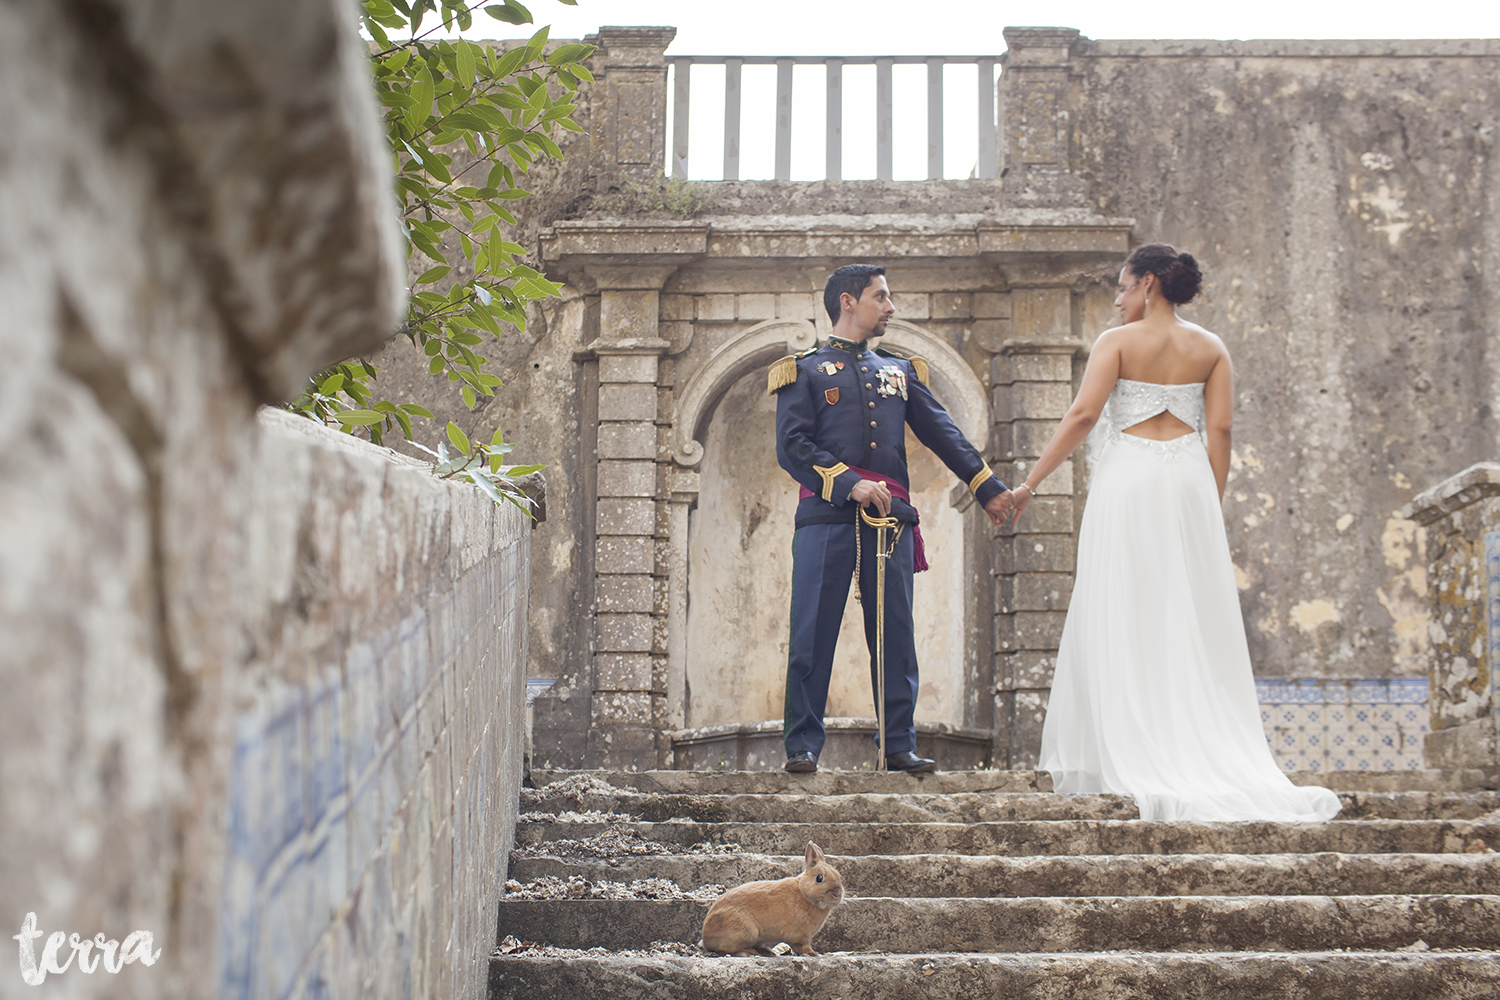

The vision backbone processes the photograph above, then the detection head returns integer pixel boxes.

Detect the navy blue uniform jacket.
[772,340,1005,528]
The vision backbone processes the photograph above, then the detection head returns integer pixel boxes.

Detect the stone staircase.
[489,768,1500,998]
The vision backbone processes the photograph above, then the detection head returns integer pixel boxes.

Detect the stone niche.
[1404,463,1500,772]
[682,335,979,766]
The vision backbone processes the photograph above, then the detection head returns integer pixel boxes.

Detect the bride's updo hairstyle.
[1124,243,1203,304]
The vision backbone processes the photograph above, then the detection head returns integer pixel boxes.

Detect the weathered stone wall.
[218,410,532,1000]
[0,2,531,997]
[1064,38,1500,681]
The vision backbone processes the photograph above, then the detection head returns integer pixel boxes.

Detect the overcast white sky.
[436,1,1500,181]
[464,0,1500,51]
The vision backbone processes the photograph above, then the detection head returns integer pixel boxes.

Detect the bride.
[1007,243,1341,823]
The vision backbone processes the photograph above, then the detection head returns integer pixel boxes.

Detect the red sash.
[799,465,929,572]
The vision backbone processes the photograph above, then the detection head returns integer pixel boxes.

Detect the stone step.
[489,951,1500,1000]
[522,790,1139,823]
[528,768,1055,795]
[530,767,1500,796]
[495,894,1500,954]
[1289,768,1499,793]
[508,851,1500,899]
[521,787,1500,823]
[515,818,1500,858]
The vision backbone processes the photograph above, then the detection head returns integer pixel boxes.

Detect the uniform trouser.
[783,519,919,758]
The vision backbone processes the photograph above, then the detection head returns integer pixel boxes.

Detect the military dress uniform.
[770,334,1006,760]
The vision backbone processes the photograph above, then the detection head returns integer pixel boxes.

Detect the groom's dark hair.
[824,264,886,323]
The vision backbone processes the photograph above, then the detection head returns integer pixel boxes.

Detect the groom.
[770,264,1014,774]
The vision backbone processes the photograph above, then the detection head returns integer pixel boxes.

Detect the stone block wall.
[1404,463,1500,769]
[218,410,533,1000]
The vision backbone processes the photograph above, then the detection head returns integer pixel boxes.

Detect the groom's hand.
[849,479,892,517]
[984,490,1017,526]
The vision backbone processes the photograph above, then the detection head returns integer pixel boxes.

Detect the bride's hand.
[1009,486,1033,524]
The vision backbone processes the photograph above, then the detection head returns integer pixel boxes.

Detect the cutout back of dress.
[1104,378,1206,444]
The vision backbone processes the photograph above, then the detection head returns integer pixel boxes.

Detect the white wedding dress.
[1039,378,1341,822]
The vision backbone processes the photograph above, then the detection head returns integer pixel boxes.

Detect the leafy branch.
[288,0,590,511]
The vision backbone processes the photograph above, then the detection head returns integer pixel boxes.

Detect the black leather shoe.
[785,751,819,773]
[885,751,938,773]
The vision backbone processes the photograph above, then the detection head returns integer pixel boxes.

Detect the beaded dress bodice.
[1103,378,1206,445]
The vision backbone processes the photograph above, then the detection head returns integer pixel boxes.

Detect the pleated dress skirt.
[1038,432,1341,822]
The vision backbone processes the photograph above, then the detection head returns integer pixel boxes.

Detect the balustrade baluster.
[876,58,893,181]
[672,59,690,180]
[927,58,944,180]
[723,58,742,181]
[978,58,997,179]
[775,59,793,181]
[826,59,843,181]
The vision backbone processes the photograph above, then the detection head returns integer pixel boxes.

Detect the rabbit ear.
[804,842,823,868]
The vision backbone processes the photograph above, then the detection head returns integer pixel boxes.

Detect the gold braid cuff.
[909,356,929,385]
[969,462,995,495]
[814,462,850,502]
[767,355,798,395]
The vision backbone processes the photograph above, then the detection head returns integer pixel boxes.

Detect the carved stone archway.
[671,318,990,469]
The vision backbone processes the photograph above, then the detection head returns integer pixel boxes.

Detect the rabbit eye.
[816,874,824,883]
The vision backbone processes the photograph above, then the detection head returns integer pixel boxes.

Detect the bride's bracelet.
[1014,483,1035,498]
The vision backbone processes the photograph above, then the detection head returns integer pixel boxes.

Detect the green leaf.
[415,265,451,284]
[493,188,531,199]
[461,384,477,408]
[484,2,531,24]
[318,373,345,393]
[338,409,388,427]
[407,75,434,130]
[429,355,446,374]
[547,43,592,66]
[506,464,545,476]
[446,420,471,454]
[400,403,436,418]
[466,469,509,505]
[491,46,527,78]
[455,40,478,90]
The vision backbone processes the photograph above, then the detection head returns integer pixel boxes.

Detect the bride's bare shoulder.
[1182,322,1230,357]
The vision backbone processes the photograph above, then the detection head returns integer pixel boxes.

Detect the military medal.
[817,361,839,375]
[876,366,908,400]
[824,388,839,405]
[835,361,845,369]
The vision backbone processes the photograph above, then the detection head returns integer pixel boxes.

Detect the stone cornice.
[540,212,1134,277]
[1402,462,1500,526]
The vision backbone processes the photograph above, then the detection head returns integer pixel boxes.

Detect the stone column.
[999,27,1085,209]
[588,26,676,189]
[589,273,674,768]
[993,285,1084,768]
[1403,462,1500,770]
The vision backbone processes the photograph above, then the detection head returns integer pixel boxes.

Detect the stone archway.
[665,317,994,745]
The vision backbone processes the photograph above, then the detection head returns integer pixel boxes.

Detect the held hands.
[983,486,1033,527]
[849,479,892,517]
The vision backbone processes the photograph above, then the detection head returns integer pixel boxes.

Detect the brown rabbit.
[700,842,844,956]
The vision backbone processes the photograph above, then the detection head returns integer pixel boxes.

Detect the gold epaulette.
[767,355,798,395]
